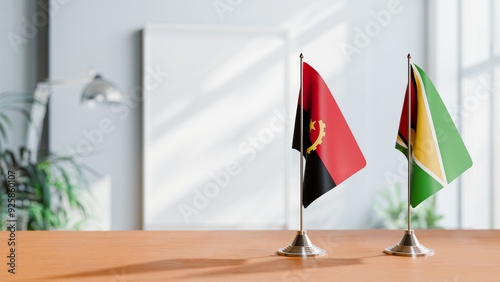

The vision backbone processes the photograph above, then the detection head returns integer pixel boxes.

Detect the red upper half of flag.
[300,62,366,184]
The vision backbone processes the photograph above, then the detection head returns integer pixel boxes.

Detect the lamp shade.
[81,74,122,106]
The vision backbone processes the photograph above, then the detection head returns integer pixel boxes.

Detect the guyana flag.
[293,62,366,208]
[396,63,473,208]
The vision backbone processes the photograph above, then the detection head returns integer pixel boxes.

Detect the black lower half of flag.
[302,152,337,208]
[292,106,337,208]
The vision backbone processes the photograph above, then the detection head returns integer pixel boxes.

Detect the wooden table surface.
[0,230,499,281]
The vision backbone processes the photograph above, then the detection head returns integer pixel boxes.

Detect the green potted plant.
[0,92,94,230]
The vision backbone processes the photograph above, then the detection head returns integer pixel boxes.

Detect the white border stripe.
[396,137,408,149]
[413,157,446,186]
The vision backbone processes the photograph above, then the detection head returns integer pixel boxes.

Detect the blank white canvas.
[142,25,291,229]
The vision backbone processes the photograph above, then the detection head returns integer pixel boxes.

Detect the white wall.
[49,0,425,230]
[0,0,38,150]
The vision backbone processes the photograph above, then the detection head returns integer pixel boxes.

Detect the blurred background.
[0,0,498,230]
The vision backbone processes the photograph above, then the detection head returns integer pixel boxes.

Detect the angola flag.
[292,62,366,208]
[396,63,473,208]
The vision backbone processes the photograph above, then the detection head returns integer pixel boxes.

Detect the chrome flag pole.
[277,53,326,257]
[383,54,434,257]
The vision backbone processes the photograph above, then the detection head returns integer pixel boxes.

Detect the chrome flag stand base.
[383,230,434,257]
[277,230,326,257]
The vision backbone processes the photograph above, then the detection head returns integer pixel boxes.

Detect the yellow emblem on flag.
[307,119,326,154]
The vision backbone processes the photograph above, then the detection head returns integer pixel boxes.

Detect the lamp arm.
[25,82,51,162]
[25,68,121,160]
